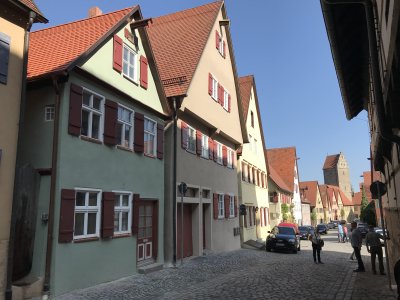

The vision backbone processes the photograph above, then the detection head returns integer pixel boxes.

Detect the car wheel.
[293,248,298,254]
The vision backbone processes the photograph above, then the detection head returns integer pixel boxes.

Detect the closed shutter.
[234,196,238,217]
[222,41,226,58]
[140,55,148,89]
[232,151,236,168]
[59,189,75,243]
[257,170,260,186]
[104,100,118,145]
[124,28,130,39]
[242,162,246,180]
[261,172,265,188]
[181,121,188,149]
[102,192,115,238]
[196,131,202,156]
[0,33,11,84]
[224,194,230,218]
[219,85,224,106]
[208,137,213,160]
[213,193,219,219]
[134,113,144,153]
[228,94,231,112]
[208,73,213,96]
[68,84,83,136]
[113,34,123,72]
[222,145,227,166]
[132,194,140,235]
[157,123,164,159]
[215,30,220,49]
[252,168,256,184]
[213,140,218,162]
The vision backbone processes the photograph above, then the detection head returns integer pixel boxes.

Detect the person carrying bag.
[310,228,324,264]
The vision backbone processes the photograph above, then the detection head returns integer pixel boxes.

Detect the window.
[144,117,156,156]
[217,32,225,57]
[114,193,132,234]
[123,44,137,81]
[0,32,10,85]
[227,148,233,168]
[201,134,209,158]
[229,195,235,217]
[74,189,101,239]
[45,105,55,121]
[211,77,218,100]
[81,89,104,140]
[187,125,196,153]
[217,143,223,164]
[218,194,224,218]
[223,90,229,110]
[117,105,133,148]
[251,111,254,127]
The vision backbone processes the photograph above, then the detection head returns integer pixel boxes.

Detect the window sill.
[73,236,100,243]
[186,149,196,155]
[218,216,224,220]
[117,145,134,152]
[113,233,132,239]
[144,153,156,159]
[81,136,103,145]
[123,74,139,86]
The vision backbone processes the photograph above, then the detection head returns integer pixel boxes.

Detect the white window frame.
[223,89,229,111]
[186,125,196,153]
[44,105,55,122]
[218,194,224,219]
[211,76,218,101]
[229,195,235,218]
[201,134,209,158]
[117,104,134,149]
[113,191,132,235]
[227,148,233,168]
[217,142,223,164]
[73,188,102,240]
[122,44,138,82]
[81,88,104,140]
[218,32,225,56]
[144,116,157,156]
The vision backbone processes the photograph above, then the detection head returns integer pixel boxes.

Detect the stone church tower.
[323,152,352,199]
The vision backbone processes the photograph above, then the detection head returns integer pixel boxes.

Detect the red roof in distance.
[323,154,340,170]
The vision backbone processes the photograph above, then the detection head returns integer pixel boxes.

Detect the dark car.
[266,226,301,253]
[317,224,328,234]
[327,222,334,229]
[357,222,369,238]
[298,226,311,240]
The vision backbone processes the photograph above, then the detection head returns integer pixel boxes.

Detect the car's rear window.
[299,226,308,231]
[278,227,295,235]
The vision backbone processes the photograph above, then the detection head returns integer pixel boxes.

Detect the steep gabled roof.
[28,7,137,81]
[339,189,352,206]
[147,1,222,97]
[299,181,319,207]
[323,154,340,170]
[267,163,292,195]
[266,147,297,192]
[319,185,329,208]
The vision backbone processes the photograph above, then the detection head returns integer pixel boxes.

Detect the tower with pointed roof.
[322,152,352,200]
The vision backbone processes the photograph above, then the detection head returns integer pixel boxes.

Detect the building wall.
[337,154,352,200]
[323,168,338,186]
[293,164,302,224]
[301,203,311,226]
[0,8,25,297]
[314,188,324,225]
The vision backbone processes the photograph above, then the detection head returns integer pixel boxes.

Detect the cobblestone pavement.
[56,231,397,300]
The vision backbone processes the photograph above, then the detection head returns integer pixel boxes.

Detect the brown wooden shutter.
[228,94,231,112]
[252,168,256,184]
[104,99,118,145]
[59,189,75,243]
[222,41,226,58]
[215,30,219,49]
[234,196,238,217]
[213,140,218,162]
[196,131,202,156]
[208,137,213,160]
[222,145,227,166]
[181,121,188,149]
[68,84,83,136]
[257,170,260,186]
[157,123,164,159]
[134,113,144,153]
[213,193,219,219]
[113,34,123,72]
[132,194,140,235]
[102,192,115,238]
[208,73,213,96]
[140,55,148,89]
[224,194,230,218]
[124,28,130,39]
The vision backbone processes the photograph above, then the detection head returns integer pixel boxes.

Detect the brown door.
[177,203,193,259]
[137,201,157,262]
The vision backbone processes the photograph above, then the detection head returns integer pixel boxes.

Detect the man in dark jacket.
[365,225,385,275]
[351,221,365,272]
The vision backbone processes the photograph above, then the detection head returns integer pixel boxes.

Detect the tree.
[340,208,345,219]
[361,201,377,226]
[360,185,369,220]
[290,204,295,222]
[311,210,317,226]
[281,204,289,222]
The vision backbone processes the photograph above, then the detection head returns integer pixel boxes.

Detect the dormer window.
[122,44,137,82]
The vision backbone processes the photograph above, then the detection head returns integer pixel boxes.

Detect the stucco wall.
[301,204,311,226]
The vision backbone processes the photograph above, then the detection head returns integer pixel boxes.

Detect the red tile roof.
[238,75,253,122]
[15,0,47,22]
[28,7,136,80]
[339,189,352,206]
[323,154,340,170]
[352,191,362,206]
[268,163,292,194]
[319,185,329,208]
[266,147,297,192]
[147,1,222,97]
[299,181,319,207]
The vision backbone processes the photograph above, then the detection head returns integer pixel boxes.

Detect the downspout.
[322,0,396,289]
[172,97,178,267]
[5,11,36,300]
[43,76,62,296]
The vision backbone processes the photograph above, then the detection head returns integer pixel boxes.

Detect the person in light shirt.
[365,225,385,275]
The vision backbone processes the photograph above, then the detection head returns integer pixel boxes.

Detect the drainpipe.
[172,97,178,267]
[42,76,62,297]
[5,10,36,300]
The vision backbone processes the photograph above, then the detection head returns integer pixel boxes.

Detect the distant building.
[323,152,352,200]
[299,181,324,226]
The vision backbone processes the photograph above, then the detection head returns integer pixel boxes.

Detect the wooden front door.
[177,203,193,259]
[137,200,157,262]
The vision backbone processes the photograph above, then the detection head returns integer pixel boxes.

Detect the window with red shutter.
[213,140,218,162]
[208,137,213,160]
[102,192,115,238]
[140,55,148,89]
[215,30,220,49]
[224,195,230,219]
[222,145,227,166]
[157,123,164,159]
[196,131,202,156]
[132,194,140,235]
[59,189,75,243]
[69,84,83,136]
[134,113,144,153]
[234,196,238,217]
[103,99,118,145]
[228,94,231,112]
[213,193,219,220]
[208,73,213,96]
[113,34,123,72]
[222,41,226,58]
[181,121,188,149]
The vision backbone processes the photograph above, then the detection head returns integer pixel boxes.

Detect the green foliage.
[282,213,288,221]
[311,211,317,221]
[361,201,377,226]
[290,204,295,221]
[281,203,289,214]
[340,208,345,218]
[360,186,369,216]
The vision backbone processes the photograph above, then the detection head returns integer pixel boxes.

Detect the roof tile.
[238,75,253,122]
[299,181,319,207]
[323,154,340,170]
[266,147,297,192]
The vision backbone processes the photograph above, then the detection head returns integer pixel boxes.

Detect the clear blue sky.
[32,0,371,192]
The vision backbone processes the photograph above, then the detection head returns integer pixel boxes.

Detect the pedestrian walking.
[365,225,385,275]
[310,228,324,264]
[338,222,343,242]
[348,228,355,260]
[351,221,365,272]
[343,224,348,243]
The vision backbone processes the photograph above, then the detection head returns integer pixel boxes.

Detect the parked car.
[317,224,328,234]
[332,220,341,228]
[374,227,389,245]
[278,222,300,235]
[266,226,301,253]
[327,222,335,229]
[298,226,311,240]
[357,222,369,238]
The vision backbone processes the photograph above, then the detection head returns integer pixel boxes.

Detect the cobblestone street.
[56,231,397,300]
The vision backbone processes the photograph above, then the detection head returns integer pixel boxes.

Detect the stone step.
[243,239,265,250]
[138,263,163,274]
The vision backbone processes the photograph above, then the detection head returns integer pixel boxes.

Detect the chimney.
[88,7,102,18]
